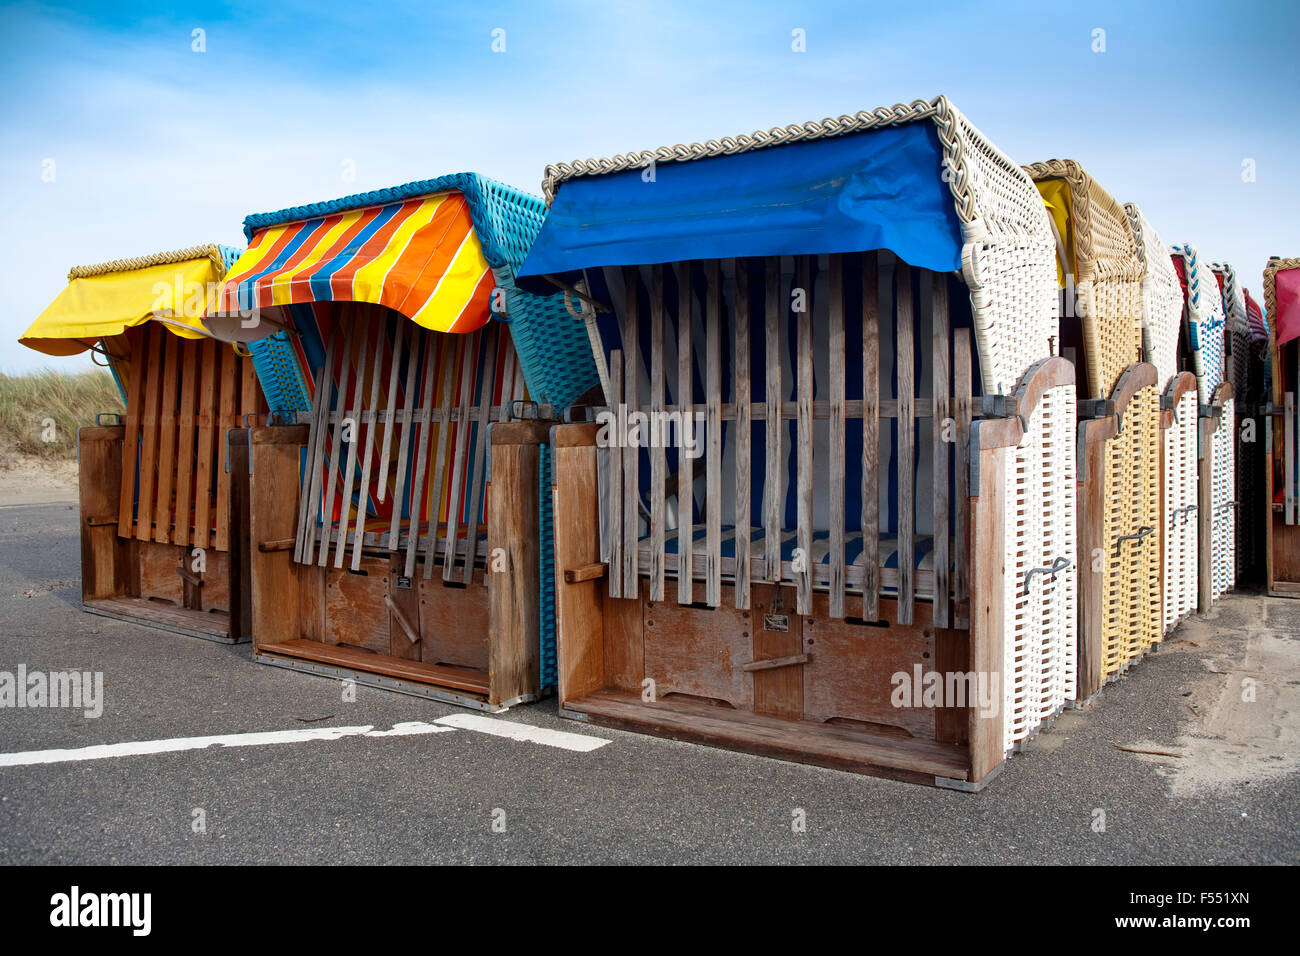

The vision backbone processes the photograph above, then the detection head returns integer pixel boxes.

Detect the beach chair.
[204,175,597,709]
[19,245,262,642]
[523,96,1075,788]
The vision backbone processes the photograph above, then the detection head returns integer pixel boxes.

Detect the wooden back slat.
[861,251,881,620]
[931,274,951,628]
[649,264,667,603]
[135,327,164,543]
[153,333,181,544]
[896,261,916,625]
[173,340,198,549]
[117,330,147,538]
[733,259,752,611]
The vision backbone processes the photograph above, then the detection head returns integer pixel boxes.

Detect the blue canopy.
[517,123,964,293]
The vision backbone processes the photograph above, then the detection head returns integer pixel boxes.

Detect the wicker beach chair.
[1210,261,1266,585]
[1024,162,1160,695]
[527,96,1074,787]
[1124,204,1198,635]
[1263,257,1300,595]
[204,174,598,708]
[19,244,262,642]
[1171,244,1235,606]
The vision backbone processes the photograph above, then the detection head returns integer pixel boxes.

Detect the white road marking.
[0,715,610,768]
[435,713,610,751]
[0,721,453,768]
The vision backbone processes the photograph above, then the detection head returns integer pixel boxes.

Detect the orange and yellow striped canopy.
[214,191,495,334]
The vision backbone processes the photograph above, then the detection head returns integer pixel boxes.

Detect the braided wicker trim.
[1023,159,1140,283]
[68,244,227,280]
[1208,261,1247,334]
[1264,257,1300,336]
[1122,202,1146,274]
[539,95,984,230]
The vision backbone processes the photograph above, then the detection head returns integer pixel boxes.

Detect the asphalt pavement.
[0,502,1295,864]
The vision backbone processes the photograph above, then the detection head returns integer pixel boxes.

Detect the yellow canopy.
[1035,178,1076,289]
[19,245,230,357]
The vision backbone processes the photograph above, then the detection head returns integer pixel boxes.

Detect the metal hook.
[1114,525,1155,557]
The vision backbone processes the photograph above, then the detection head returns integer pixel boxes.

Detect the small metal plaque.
[396,575,412,590]
[763,613,789,633]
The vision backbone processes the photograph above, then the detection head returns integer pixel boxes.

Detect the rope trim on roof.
[67,244,228,280]
[539,96,979,227]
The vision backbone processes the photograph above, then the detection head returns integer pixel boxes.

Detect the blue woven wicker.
[236,174,597,691]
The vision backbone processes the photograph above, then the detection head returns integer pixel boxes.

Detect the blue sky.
[2,0,1297,371]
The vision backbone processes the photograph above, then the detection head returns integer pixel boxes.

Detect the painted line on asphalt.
[0,716,610,768]
[435,713,611,751]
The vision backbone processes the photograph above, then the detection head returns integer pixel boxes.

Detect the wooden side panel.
[552,425,606,705]
[79,427,128,601]
[968,441,1007,783]
[1076,420,1110,700]
[249,429,305,650]
[487,433,542,705]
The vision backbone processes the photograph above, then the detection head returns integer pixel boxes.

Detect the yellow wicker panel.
[1101,381,1162,677]
[1024,161,1144,399]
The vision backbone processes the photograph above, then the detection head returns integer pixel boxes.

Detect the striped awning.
[210,191,495,339]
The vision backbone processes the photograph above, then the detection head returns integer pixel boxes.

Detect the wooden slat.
[350,319,388,570]
[622,266,641,599]
[861,252,880,620]
[375,318,405,505]
[214,343,238,551]
[296,327,338,563]
[676,263,694,604]
[421,331,459,578]
[117,330,147,538]
[763,256,782,583]
[318,309,355,565]
[192,335,218,550]
[404,327,441,580]
[387,322,422,550]
[135,327,164,543]
[442,329,479,579]
[896,261,915,625]
[733,259,752,610]
[152,333,181,544]
[931,273,951,628]
[607,350,624,599]
[796,256,814,616]
[705,259,722,607]
[333,316,372,568]
[828,253,846,619]
[953,328,972,628]
[173,340,198,549]
[459,323,498,584]
[649,264,667,602]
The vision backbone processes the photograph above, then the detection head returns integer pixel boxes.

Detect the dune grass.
[0,369,124,463]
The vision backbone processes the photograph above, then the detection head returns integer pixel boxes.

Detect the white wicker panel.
[952,104,1059,398]
[1172,244,1227,404]
[1163,389,1199,632]
[1124,204,1183,385]
[1211,399,1236,601]
[1001,380,1077,752]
